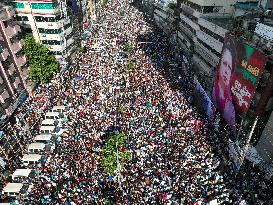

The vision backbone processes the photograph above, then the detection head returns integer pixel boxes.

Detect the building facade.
[7,0,76,64]
[0,6,27,123]
[144,0,273,174]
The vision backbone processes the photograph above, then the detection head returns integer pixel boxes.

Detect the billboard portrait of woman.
[213,37,237,132]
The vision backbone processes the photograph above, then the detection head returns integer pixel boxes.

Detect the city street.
[4,0,273,204]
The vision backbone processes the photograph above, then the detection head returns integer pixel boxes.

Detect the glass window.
[23,16,29,21]
[38,28,44,33]
[31,3,55,9]
[9,2,25,9]
[48,17,55,22]
[34,16,43,22]
[16,16,22,21]
[39,28,62,34]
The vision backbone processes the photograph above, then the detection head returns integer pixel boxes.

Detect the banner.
[228,142,242,171]
[213,34,267,130]
[194,78,215,122]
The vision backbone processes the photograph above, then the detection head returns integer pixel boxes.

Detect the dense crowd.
[1,0,273,204]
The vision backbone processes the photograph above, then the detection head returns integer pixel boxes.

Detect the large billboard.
[213,34,267,131]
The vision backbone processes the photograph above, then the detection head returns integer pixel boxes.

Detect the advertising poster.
[194,78,215,122]
[213,34,267,131]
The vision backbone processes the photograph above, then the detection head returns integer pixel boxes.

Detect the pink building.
[0,5,27,121]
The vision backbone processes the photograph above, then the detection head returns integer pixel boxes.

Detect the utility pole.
[116,141,122,189]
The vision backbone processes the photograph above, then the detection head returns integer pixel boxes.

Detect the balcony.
[7,63,16,76]
[195,41,220,67]
[0,48,9,61]
[178,30,191,44]
[13,77,21,90]
[0,8,9,21]
[154,9,167,20]
[179,23,194,39]
[7,7,15,17]
[192,54,213,76]
[198,18,228,37]
[0,7,15,21]
[196,30,223,54]
[10,40,23,54]
[4,26,15,38]
[180,14,199,31]
[0,90,10,103]
[14,25,21,34]
[15,55,26,68]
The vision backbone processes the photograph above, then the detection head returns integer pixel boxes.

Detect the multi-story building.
[0,5,27,124]
[144,0,273,175]
[7,0,76,64]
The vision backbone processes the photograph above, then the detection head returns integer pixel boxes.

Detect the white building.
[7,0,76,64]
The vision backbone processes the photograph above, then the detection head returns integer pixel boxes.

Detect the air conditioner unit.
[48,24,53,26]
[42,34,46,37]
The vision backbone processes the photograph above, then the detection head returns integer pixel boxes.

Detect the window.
[15,15,29,21]
[41,40,63,45]
[38,28,62,34]
[8,2,25,9]
[35,15,61,22]
[49,51,62,55]
[31,3,56,9]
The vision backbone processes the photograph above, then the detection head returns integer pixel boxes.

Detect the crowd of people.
[1,0,273,204]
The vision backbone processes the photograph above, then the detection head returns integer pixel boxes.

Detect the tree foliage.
[22,35,60,84]
[123,42,133,55]
[101,0,108,7]
[167,2,177,10]
[101,133,131,174]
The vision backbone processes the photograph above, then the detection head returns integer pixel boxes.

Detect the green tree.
[101,0,108,7]
[123,42,134,74]
[101,133,131,174]
[167,2,177,10]
[22,35,60,83]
